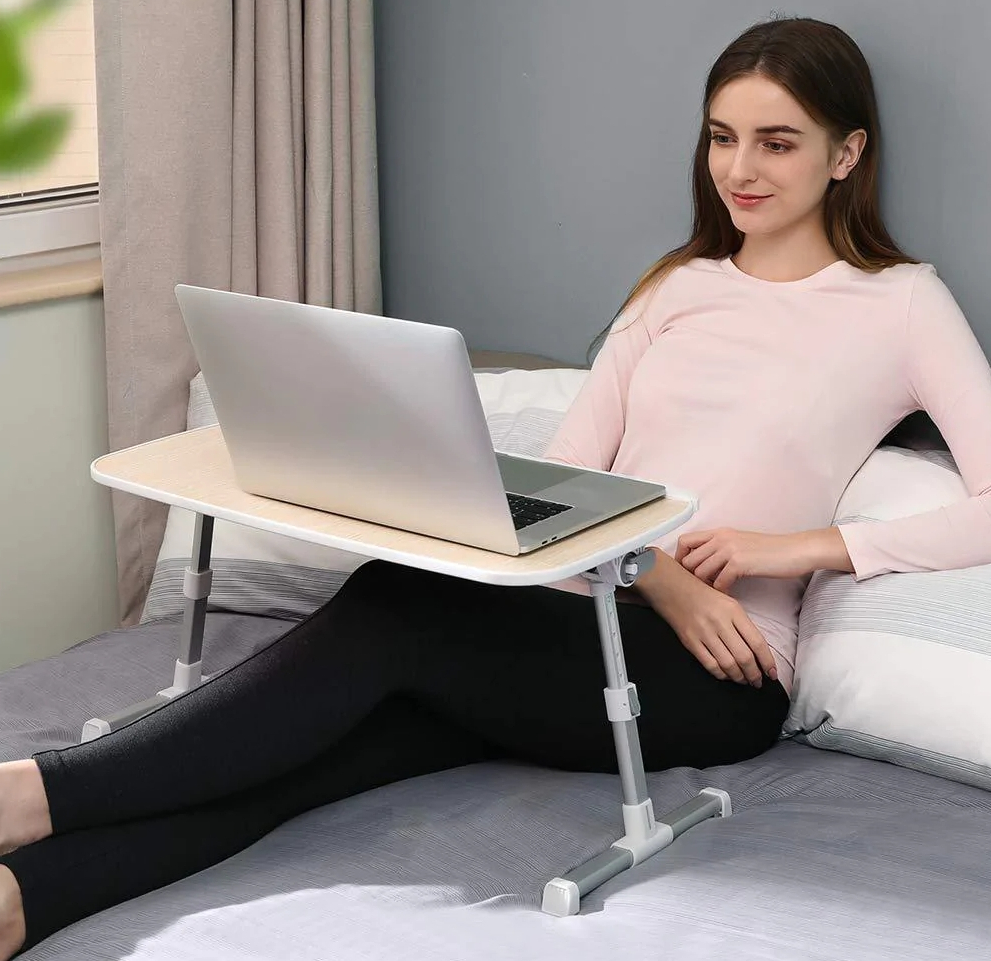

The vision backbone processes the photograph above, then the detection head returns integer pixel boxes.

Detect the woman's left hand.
[675,529,815,593]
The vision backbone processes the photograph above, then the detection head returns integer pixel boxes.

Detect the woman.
[2,15,991,955]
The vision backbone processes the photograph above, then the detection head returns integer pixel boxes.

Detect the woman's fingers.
[691,620,766,686]
[712,561,745,593]
[717,628,763,686]
[663,568,775,688]
[686,640,731,682]
[682,541,720,577]
[692,554,726,585]
[677,530,718,563]
[733,612,778,680]
[674,534,704,563]
[693,633,748,684]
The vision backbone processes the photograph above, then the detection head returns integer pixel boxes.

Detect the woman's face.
[706,74,862,239]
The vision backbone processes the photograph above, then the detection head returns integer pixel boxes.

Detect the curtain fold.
[95,0,381,624]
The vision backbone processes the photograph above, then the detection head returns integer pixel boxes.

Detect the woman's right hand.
[634,549,778,687]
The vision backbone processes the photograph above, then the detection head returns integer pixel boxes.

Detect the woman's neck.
[732,215,839,283]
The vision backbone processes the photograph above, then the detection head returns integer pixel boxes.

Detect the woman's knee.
[636,680,788,772]
[331,560,478,622]
[336,559,431,599]
[312,559,442,651]
[321,559,403,615]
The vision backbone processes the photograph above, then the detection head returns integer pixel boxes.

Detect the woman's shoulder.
[849,259,936,289]
[617,257,716,333]
[618,256,745,337]
[674,256,727,281]
[683,256,727,273]
[629,256,723,307]
[844,262,968,335]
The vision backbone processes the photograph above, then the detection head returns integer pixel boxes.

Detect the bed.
[4,359,991,960]
[4,615,991,961]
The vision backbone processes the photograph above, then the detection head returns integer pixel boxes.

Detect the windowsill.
[0,258,103,309]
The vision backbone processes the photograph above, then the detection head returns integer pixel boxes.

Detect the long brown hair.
[589,16,915,361]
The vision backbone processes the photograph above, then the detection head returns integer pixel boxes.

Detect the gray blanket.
[3,616,991,961]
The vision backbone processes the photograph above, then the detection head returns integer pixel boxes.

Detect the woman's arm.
[836,267,991,580]
[636,546,779,685]
[795,527,854,573]
[680,271,991,590]
[675,526,852,592]
[655,267,991,592]
[543,303,654,471]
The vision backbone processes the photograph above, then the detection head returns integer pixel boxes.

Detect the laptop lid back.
[174,285,521,554]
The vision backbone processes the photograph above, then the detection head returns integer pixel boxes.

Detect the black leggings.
[1,561,789,950]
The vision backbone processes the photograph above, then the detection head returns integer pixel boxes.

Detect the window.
[0,0,100,264]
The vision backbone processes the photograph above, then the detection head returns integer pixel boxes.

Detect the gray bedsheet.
[3,617,991,961]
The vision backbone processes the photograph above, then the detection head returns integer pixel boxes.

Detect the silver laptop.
[174,285,666,556]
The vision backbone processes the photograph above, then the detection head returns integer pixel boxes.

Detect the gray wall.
[0,294,118,671]
[375,0,991,367]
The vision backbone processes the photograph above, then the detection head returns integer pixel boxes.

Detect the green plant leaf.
[7,0,71,37]
[0,20,28,122]
[0,107,70,172]
[0,1,76,172]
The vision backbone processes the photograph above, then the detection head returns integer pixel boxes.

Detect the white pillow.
[832,446,964,521]
[142,368,588,621]
[784,445,991,790]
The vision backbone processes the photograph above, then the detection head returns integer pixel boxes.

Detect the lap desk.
[91,424,711,916]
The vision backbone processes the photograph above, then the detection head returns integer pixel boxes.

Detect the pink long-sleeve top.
[543,256,991,694]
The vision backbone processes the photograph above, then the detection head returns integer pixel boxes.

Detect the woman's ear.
[831,129,867,181]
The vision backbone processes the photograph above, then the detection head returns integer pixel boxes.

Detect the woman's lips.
[731,192,772,208]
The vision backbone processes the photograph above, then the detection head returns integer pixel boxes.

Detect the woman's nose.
[728,145,758,185]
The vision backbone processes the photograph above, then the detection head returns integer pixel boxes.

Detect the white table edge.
[90,456,698,585]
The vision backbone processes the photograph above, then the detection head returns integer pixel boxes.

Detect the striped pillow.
[783,446,991,790]
[142,368,588,622]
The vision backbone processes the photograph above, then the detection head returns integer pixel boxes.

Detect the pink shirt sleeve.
[838,267,991,579]
[543,304,653,471]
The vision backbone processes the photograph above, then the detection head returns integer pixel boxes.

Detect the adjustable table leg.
[541,551,733,916]
[158,513,214,698]
[80,514,215,741]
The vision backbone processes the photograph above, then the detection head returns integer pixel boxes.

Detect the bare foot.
[0,761,52,855]
[0,867,25,960]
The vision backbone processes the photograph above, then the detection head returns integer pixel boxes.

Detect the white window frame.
[0,188,101,271]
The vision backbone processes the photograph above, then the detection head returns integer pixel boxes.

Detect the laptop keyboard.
[506,492,574,531]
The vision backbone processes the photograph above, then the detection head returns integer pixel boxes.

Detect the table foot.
[80,514,215,743]
[79,660,215,742]
[541,787,731,916]
[80,694,172,742]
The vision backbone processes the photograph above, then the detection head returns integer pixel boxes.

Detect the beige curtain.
[95,0,381,625]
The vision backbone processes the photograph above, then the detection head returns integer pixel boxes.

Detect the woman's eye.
[709,134,732,145]
[764,141,791,153]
